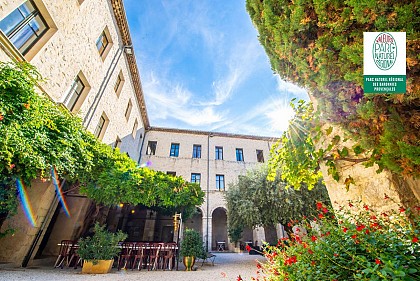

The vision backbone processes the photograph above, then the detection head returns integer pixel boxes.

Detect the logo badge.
[372,33,397,71]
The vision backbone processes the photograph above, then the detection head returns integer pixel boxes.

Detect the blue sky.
[123,0,308,137]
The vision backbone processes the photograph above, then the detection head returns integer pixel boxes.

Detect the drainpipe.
[137,129,147,164]
[206,134,212,251]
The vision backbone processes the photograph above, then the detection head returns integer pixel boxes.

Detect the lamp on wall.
[124,45,133,55]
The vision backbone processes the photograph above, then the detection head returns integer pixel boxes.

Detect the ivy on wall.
[0,62,204,230]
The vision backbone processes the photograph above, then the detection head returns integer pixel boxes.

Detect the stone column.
[253,226,266,248]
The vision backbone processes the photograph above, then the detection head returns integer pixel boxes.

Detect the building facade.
[140,127,276,251]
[0,0,149,265]
[0,0,277,266]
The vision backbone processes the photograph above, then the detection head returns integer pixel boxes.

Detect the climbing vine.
[0,62,204,230]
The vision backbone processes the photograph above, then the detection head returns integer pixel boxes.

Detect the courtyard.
[0,253,264,281]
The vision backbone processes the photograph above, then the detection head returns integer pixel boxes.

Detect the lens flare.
[16,178,37,227]
[51,167,70,217]
[139,160,152,168]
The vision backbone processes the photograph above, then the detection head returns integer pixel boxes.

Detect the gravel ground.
[0,253,265,281]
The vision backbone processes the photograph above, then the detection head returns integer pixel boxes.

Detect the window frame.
[114,70,124,97]
[114,136,122,149]
[132,119,138,138]
[170,143,180,157]
[65,75,85,112]
[94,113,108,140]
[216,174,225,191]
[125,99,132,120]
[95,26,112,60]
[236,148,244,162]
[146,141,157,155]
[256,150,265,163]
[191,173,201,184]
[215,146,223,160]
[166,171,176,177]
[192,144,201,159]
[0,0,49,55]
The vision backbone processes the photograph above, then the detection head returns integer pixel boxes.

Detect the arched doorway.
[184,208,203,236]
[211,207,228,251]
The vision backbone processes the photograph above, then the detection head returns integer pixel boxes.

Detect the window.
[192,144,201,159]
[191,173,201,184]
[146,141,157,155]
[125,99,132,120]
[167,171,176,176]
[94,113,108,139]
[236,148,244,161]
[215,146,223,160]
[257,150,264,163]
[216,175,225,191]
[132,119,138,138]
[114,70,124,96]
[65,75,85,111]
[0,0,49,55]
[96,31,109,56]
[114,136,121,149]
[170,143,179,157]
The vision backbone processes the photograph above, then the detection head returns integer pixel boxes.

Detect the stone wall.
[318,125,420,214]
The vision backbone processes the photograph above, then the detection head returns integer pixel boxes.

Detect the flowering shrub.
[253,201,420,281]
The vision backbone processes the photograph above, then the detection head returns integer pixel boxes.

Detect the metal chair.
[54,240,76,268]
[132,242,147,270]
[117,242,135,270]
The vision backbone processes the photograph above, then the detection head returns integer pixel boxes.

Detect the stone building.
[138,127,276,251]
[0,0,149,265]
[0,0,277,266]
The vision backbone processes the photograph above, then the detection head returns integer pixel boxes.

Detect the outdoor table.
[217,241,226,251]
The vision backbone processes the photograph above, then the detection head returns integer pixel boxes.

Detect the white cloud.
[143,72,227,127]
[275,76,309,101]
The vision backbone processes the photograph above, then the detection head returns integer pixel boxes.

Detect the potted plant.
[179,228,206,271]
[77,222,127,274]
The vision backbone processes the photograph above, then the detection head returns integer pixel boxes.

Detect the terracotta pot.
[82,260,113,274]
[183,256,196,271]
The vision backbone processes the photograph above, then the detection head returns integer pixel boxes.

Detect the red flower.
[0,114,3,121]
[334,253,338,257]
[399,207,406,213]
[237,275,243,281]
[414,206,420,211]
[364,205,369,210]
[284,256,297,265]
[256,263,262,269]
[365,229,370,235]
[308,249,314,254]
[311,235,317,242]
[246,245,251,252]
[322,207,328,214]
[351,235,357,239]
[343,227,348,233]
[318,213,324,219]
[23,103,30,109]
[412,237,419,243]
[316,202,323,210]
[384,194,389,200]
[375,259,381,265]
[9,164,15,169]
[348,202,353,207]
[382,212,388,217]
[370,222,380,228]
[370,215,377,220]
[356,224,366,231]
[311,260,316,266]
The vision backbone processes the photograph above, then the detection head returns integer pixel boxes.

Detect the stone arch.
[211,207,228,251]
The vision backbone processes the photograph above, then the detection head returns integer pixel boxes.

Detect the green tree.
[246,0,420,196]
[225,165,330,242]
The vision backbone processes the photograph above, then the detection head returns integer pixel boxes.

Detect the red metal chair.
[146,243,161,271]
[54,240,76,268]
[160,242,177,270]
[117,242,135,270]
[132,242,147,270]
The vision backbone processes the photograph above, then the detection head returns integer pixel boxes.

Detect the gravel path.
[0,253,265,281]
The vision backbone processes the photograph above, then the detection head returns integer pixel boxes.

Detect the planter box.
[82,260,113,274]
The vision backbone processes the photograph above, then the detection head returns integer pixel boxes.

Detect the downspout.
[137,129,147,164]
[206,134,210,251]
